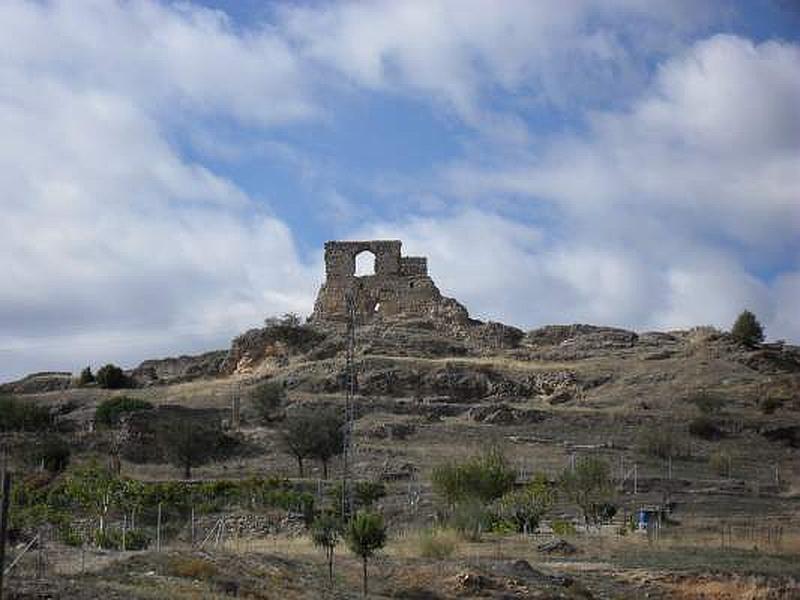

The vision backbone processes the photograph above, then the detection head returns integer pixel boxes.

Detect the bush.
[36,436,71,473]
[760,397,783,415]
[94,527,150,550]
[169,556,218,579]
[638,426,689,459]
[559,456,615,529]
[96,364,128,389]
[709,450,732,477]
[95,396,153,427]
[78,366,95,385]
[688,417,722,441]
[417,528,458,560]
[731,310,764,346]
[432,446,516,507]
[492,478,554,534]
[690,392,724,415]
[331,480,386,519]
[450,499,490,541]
[551,519,577,536]
[0,396,51,431]
[250,381,286,423]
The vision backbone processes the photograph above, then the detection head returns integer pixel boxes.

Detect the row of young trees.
[431,447,616,537]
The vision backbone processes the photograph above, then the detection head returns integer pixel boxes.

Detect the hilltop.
[2,241,799,599]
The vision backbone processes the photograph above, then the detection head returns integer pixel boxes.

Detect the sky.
[1,0,798,382]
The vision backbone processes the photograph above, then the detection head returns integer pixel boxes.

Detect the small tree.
[432,446,516,509]
[250,381,286,423]
[493,476,554,534]
[157,419,218,479]
[731,309,764,346]
[310,407,345,479]
[96,364,128,389]
[78,366,95,385]
[311,513,341,585]
[346,511,387,597]
[281,410,317,477]
[559,456,615,530]
[36,435,71,473]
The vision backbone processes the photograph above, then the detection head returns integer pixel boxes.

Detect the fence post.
[0,471,11,600]
[156,502,162,552]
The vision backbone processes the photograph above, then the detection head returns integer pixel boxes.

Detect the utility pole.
[341,284,359,521]
[231,381,241,431]
[0,469,11,600]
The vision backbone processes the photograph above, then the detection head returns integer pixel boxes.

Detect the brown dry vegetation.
[2,321,799,598]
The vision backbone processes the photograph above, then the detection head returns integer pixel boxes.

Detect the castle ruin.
[311,240,462,323]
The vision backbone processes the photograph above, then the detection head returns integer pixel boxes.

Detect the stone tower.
[310,240,455,323]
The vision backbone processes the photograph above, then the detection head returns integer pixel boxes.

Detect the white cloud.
[356,210,795,340]
[445,35,800,249]
[432,35,800,338]
[0,0,321,381]
[280,0,717,137]
[0,0,315,126]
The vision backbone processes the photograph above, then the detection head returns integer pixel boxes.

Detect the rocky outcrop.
[525,324,638,348]
[221,321,328,375]
[129,351,227,386]
[0,372,72,394]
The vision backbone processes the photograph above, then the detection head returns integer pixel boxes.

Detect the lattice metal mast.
[341,285,359,520]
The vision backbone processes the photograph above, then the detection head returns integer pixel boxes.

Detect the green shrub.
[78,366,95,385]
[250,381,286,423]
[36,436,71,473]
[551,519,577,536]
[96,364,128,389]
[492,478,554,534]
[417,528,458,559]
[709,450,732,477]
[760,397,783,415]
[95,396,153,427]
[688,417,722,441]
[59,524,84,547]
[432,446,516,507]
[731,309,764,346]
[0,396,51,431]
[93,527,150,550]
[450,499,490,541]
[690,392,724,415]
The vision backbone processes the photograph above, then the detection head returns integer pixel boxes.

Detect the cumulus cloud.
[280,0,718,136]
[0,0,320,380]
[363,36,800,337]
[445,35,800,249]
[356,209,791,339]
[0,1,796,382]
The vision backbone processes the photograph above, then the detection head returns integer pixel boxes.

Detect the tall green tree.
[346,511,387,597]
[731,309,765,346]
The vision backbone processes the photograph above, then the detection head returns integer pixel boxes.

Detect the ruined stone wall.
[311,240,455,323]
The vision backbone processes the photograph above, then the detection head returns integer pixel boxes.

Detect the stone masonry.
[311,240,462,323]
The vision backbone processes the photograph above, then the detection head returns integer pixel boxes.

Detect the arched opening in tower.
[354,250,376,277]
